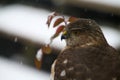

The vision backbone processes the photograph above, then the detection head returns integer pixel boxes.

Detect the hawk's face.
[62,19,108,47]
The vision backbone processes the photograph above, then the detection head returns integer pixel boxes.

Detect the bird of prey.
[50,19,120,80]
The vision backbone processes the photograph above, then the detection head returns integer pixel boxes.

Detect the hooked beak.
[61,31,68,41]
[61,34,66,41]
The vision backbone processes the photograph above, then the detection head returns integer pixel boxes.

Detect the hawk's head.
[61,19,108,47]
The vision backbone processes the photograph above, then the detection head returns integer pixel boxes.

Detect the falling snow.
[14,37,18,42]
[88,21,91,24]
[25,46,28,50]
[20,61,23,65]
[36,49,43,61]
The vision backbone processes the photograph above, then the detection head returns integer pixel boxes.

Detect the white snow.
[0,4,66,49]
[36,49,43,61]
[0,4,119,49]
[0,57,50,80]
[101,26,120,48]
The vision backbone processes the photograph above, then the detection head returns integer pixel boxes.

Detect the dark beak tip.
[61,35,66,41]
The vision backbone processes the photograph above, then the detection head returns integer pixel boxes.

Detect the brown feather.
[51,19,120,80]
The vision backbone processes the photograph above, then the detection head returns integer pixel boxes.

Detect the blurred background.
[0,0,120,80]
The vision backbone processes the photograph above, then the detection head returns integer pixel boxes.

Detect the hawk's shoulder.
[54,45,120,80]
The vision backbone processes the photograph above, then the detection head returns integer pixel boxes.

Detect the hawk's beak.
[61,31,67,41]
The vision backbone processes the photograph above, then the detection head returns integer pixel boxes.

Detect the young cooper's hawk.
[51,19,120,80]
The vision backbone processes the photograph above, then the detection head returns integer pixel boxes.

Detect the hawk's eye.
[73,31,79,35]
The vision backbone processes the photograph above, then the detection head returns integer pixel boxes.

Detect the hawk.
[50,19,120,80]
